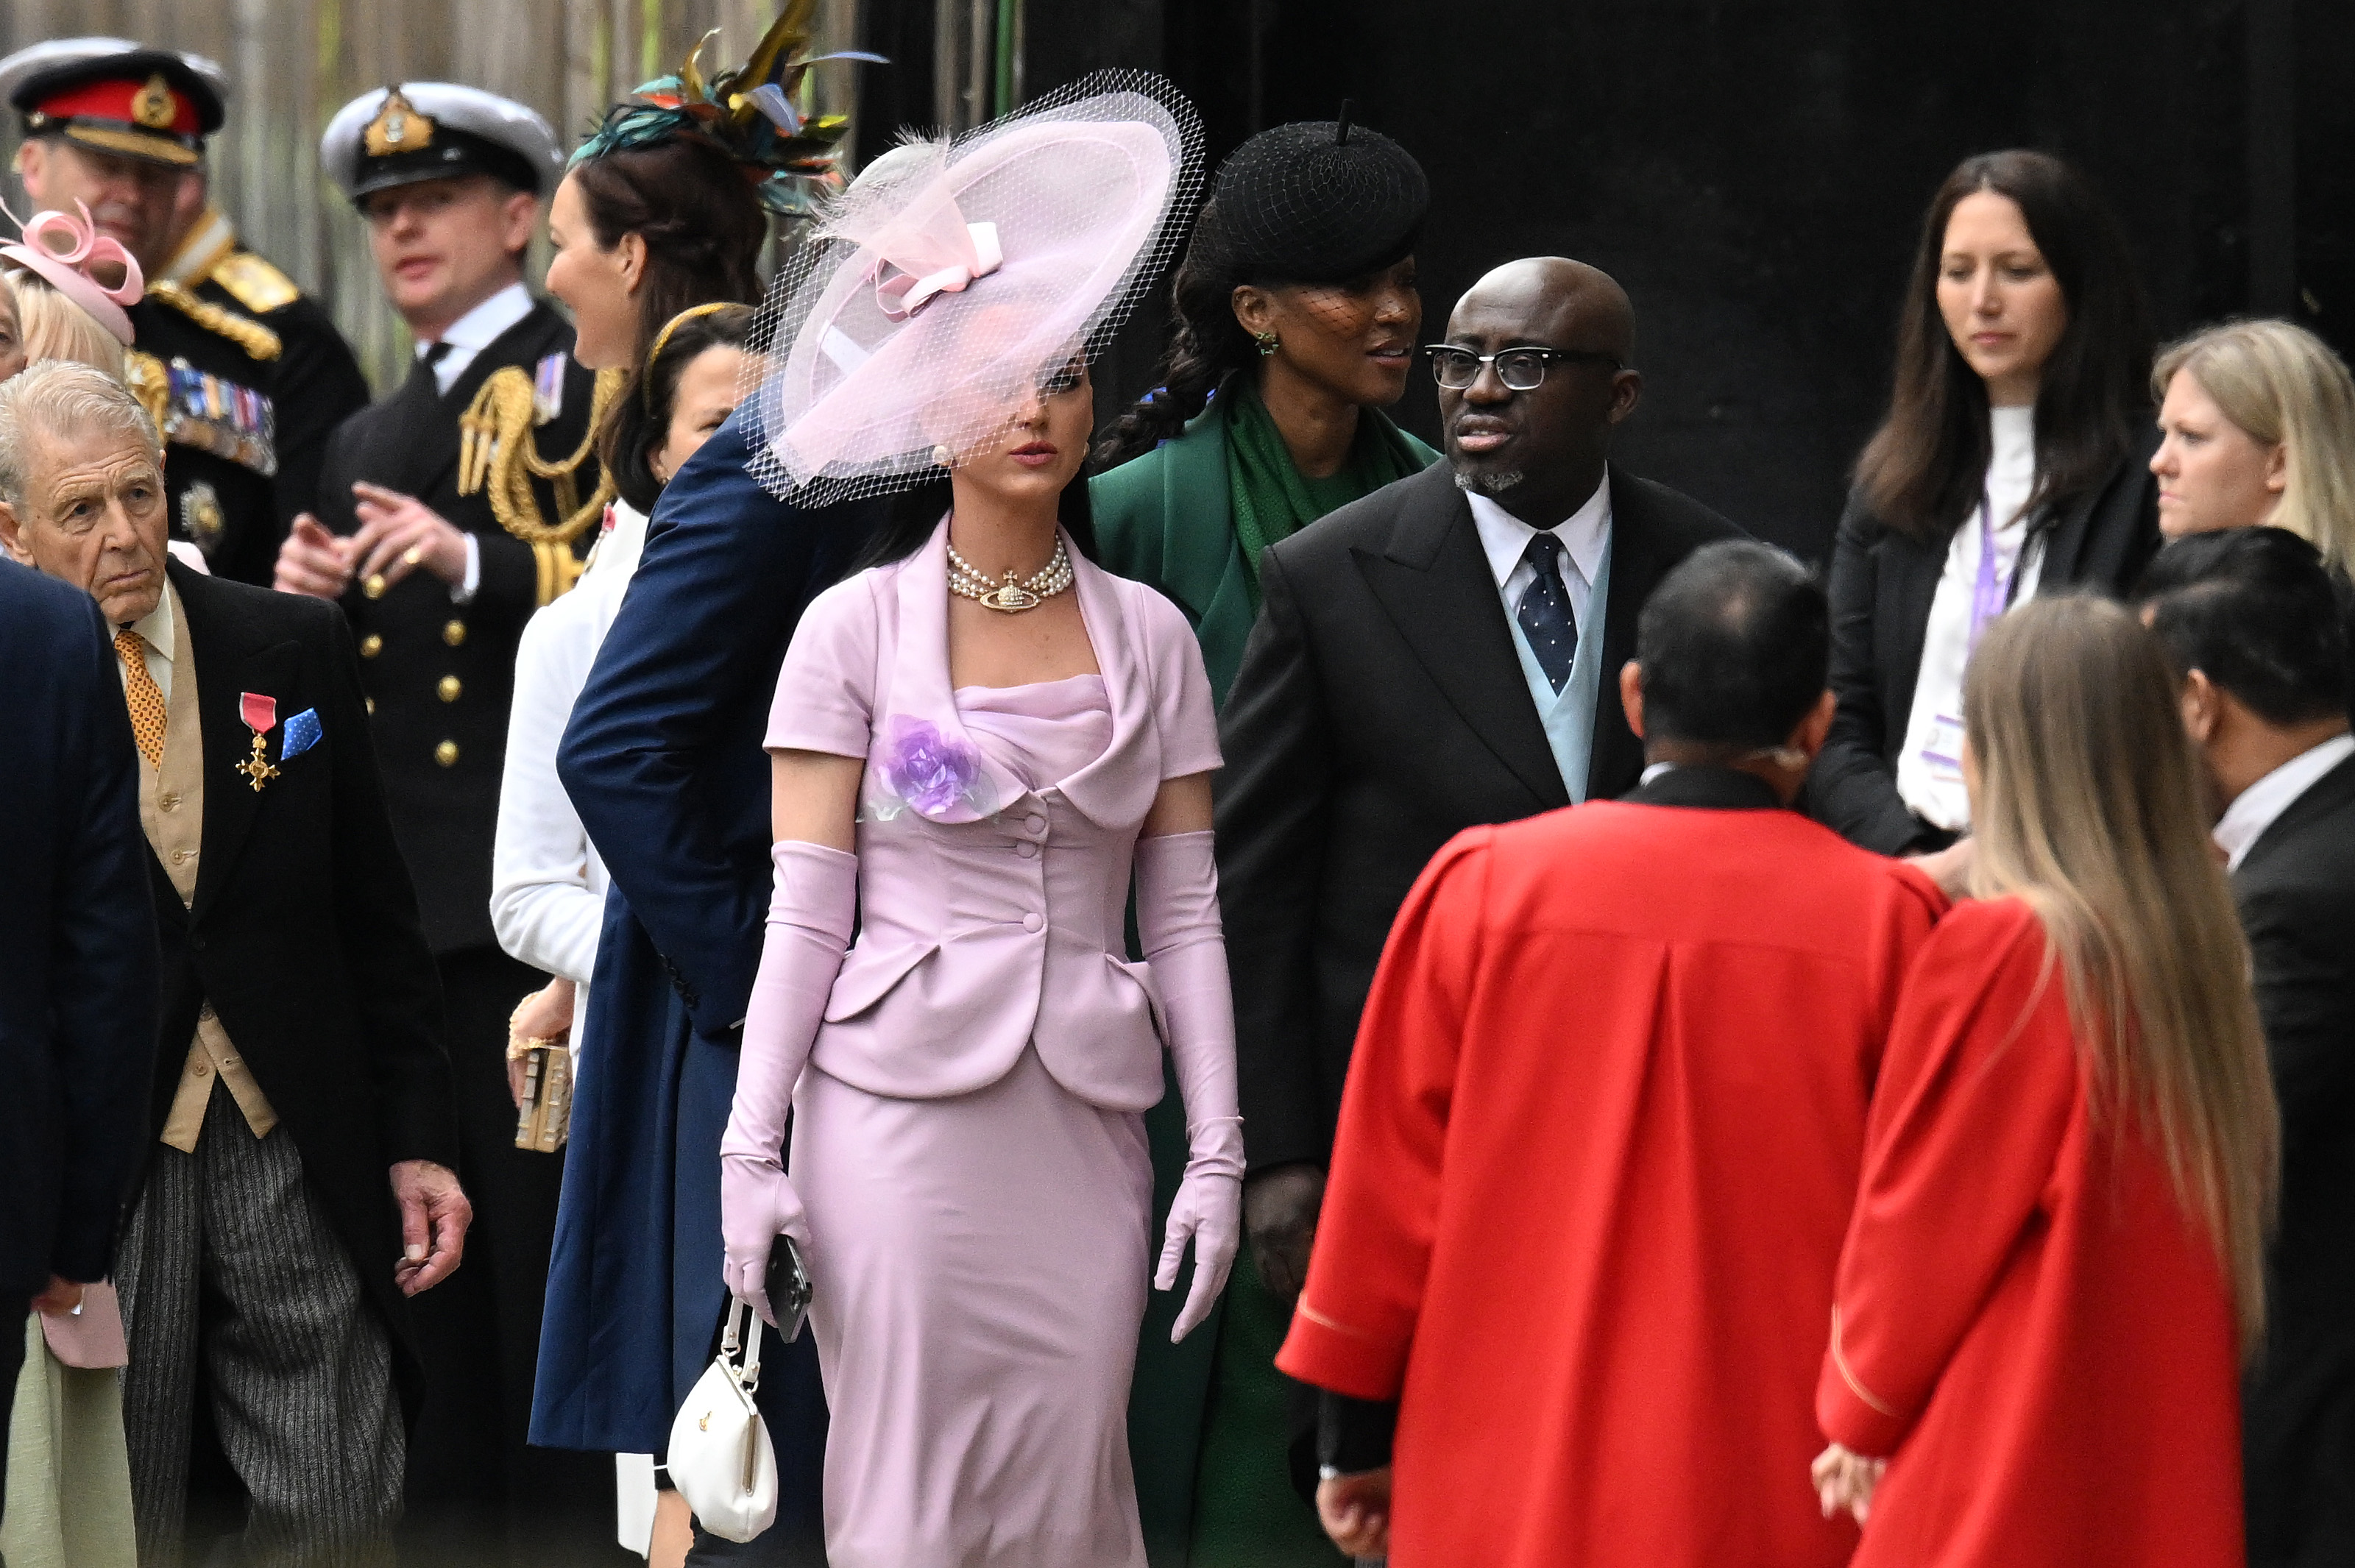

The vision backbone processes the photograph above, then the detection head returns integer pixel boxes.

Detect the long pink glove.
[1136,829,1244,1342]
[719,840,857,1325]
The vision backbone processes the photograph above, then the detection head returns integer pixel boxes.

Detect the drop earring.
[1254,330,1280,358]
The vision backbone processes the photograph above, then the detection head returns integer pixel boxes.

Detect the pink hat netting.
[743,69,1203,503]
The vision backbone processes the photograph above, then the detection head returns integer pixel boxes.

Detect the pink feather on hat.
[746,71,1203,503]
[0,200,143,346]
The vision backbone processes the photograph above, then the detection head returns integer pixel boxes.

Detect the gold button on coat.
[438,675,462,702]
[442,620,467,647]
[366,698,376,715]
[361,634,383,657]
[363,573,387,599]
[434,740,460,767]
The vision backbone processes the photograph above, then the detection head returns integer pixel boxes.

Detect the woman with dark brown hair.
[1810,149,2163,857]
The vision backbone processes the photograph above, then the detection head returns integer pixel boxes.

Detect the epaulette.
[147,278,282,362]
[458,363,623,604]
[210,251,302,316]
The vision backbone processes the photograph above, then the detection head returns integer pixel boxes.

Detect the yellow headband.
[643,301,736,409]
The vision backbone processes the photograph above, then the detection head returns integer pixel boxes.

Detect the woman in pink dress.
[715,75,1240,1566]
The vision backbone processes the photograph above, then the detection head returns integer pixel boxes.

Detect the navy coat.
[530,410,874,1476]
[0,559,159,1302]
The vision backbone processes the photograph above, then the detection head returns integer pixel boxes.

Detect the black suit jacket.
[0,561,158,1300]
[150,562,455,1394]
[1217,461,1744,1171]
[317,299,600,954]
[2234,750,2355,1567]
[1812,430,2161,854]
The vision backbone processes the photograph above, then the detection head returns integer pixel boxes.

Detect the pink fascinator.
[0,201,143,347]
[746,70,1202,503]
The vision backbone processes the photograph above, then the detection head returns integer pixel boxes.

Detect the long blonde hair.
[1,269,127,378]
[2154,319,2355,574]
[1963,595,2278,1351]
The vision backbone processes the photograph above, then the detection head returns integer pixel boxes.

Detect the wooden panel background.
[1,0,862,392]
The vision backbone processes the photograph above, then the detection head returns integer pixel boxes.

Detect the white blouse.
[1894,405,2046,833]
[489,500,651,1049]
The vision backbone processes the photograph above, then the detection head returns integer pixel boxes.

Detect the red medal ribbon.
[240,692,277,734]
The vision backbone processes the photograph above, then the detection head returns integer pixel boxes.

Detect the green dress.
[1094,386,1437,1566]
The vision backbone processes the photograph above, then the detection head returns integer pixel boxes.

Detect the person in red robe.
[1276,542,1945,1566]
[1813,594,2279,1567]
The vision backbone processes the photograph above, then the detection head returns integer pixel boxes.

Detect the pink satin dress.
[790,673,1155,1568]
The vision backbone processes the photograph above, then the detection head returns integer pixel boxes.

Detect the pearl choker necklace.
[946,536,1074,612]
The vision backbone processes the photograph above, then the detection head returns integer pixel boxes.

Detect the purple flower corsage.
[865,714,998,820]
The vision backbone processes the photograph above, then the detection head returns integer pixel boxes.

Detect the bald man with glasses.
[1212,257,1746,1491]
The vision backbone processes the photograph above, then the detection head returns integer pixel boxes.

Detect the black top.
[2232,749,2355,1567]
[0,559,157,1299]
[145,561,454,1407]
[1215,460,1746,1174]
[128,263,371,587]
[1810,428,2162,856]
[315,298,600,956]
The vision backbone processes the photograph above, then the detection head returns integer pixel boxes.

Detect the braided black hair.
[1094,227,1261,468]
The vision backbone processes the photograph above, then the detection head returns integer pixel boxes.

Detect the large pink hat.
[0,201,143,346]
[746,70,1201,502]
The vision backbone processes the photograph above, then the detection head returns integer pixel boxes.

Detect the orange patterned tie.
[115,628,165,768]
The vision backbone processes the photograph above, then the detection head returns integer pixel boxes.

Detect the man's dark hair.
[2135,525,2349,727]
[1635,540,1829,750]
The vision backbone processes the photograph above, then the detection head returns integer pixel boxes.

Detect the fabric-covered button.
[194,1060,210,1076]
[159,792,179,811]
[1024,813,1047,834]
[1021,912,1043,933]
[360,634,383,658]
[1016,840,1038,859]
[171,848,192,865]
[443,620,467,647]
[435,740,460,767]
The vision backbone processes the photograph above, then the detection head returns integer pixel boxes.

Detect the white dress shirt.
[1466,472,1612,638]
[1895,405,2047,831]
[421,279,535,396]
[411,281,533,607]
[489,500,651,1053]
[117,588,177,700]
[2213,731,2355,871]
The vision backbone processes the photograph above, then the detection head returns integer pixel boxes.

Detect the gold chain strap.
[146,280,283,361]
[458,366,622,550]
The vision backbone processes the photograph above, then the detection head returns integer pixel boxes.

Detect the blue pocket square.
[281,708,322,760]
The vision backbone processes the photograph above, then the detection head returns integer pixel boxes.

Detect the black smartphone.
[764,1235,814,1343]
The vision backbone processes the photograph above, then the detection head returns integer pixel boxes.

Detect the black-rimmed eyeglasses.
[1423,345,1623,391]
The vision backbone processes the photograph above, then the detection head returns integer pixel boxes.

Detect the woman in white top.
[1813,149,2162,857]
[492,303,755,1088]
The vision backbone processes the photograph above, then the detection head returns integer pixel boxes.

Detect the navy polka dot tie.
[1516,533,1578,692]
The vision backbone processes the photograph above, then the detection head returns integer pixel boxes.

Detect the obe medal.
[235,692,281,792]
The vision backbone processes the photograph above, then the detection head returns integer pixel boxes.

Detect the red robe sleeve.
[1816,898,2077,1456]
[1275,828,1492,1400]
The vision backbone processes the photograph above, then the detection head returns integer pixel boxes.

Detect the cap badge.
[364,88,436,157]
[132,74,177,130]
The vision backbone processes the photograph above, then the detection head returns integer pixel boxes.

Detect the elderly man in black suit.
[1214,255,1744,1489]
[0,550,158,1520]
[2139,526,2355,1568]
[0,360,465,1567]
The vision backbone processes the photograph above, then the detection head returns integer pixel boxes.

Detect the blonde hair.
[1964,595,2278,1352]
[2154,319,2355,573]
[2,269,127,379]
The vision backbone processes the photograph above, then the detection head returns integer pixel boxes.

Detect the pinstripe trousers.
[115,1082,404,1568]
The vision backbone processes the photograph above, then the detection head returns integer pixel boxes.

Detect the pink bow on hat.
[870,211,1002,322]
[0,200,144,347]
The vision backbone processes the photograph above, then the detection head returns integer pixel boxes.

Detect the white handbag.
[666,1298,778,1543]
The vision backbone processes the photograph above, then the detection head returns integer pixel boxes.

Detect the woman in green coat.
[1093,116,1436,1566]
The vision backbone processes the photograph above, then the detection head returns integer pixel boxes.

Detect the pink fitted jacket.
[765,518,1222,1108]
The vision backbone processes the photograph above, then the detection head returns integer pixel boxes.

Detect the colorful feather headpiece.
[570,0,881,216]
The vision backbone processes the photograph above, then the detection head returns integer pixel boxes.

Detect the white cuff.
[451,532,481,605]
